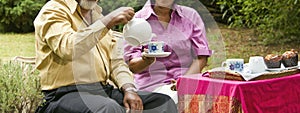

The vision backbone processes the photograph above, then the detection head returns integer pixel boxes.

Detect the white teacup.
[123,18,156,46]
[248,56,266,73]
[148,41,164,54]
[222,59,244,72]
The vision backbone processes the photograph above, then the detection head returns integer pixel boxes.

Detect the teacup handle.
[221,61,227,67]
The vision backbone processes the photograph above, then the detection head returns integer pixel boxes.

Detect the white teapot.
[123,18,156,46]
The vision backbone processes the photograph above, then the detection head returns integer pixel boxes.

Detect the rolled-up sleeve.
[123,42,143,63]
[190,11,212,56]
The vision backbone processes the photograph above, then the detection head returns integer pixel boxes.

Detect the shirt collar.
[173,4,184,18]
[64,0,102,14]
[63,0,78,14]
[139,0,184,19]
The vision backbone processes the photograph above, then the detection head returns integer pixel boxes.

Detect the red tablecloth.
[177,73,300,113]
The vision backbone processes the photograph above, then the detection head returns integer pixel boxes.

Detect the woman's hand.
[142,55,156,65]
[170,79,177,91]
[142,48,156,64]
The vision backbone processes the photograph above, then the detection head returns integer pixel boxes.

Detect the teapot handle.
[123,20,134,32]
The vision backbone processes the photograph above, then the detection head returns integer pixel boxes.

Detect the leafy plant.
[0,0,47,33]
[0,0,208,33]
[215,0,300,45]
[0,61,42,113]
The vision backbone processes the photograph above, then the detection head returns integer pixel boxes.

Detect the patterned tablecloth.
[177,73,300,113]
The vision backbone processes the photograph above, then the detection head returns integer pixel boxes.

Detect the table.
[177,73,300,113]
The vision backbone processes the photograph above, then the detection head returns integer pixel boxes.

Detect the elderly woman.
[124,0,212,103]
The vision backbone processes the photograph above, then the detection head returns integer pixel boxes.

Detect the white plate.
[265,68,285,72]
[265,65,299,72]
[142,52,171,57]
[285,65,299,69]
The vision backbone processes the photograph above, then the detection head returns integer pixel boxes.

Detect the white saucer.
[142,52,171,57]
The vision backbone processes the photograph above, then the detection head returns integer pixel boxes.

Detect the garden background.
[0,0,299,112]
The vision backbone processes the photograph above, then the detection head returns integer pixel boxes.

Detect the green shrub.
[0,61,42,113]
[0,0,205,33]
[0,0,47,33]
[215,0,300,45]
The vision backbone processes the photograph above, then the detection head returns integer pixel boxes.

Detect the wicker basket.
[251,69,299,80]
[205,70,244,81]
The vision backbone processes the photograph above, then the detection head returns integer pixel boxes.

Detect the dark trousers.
[35,82,178,113]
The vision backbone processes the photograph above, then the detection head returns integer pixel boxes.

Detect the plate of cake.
[264,49,299,72]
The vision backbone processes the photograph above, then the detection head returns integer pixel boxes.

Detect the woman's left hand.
[170,79,177,91]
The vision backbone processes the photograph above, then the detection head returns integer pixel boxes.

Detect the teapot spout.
[151,33,157,38]
[140,41,151,46]
[140,33,156,46]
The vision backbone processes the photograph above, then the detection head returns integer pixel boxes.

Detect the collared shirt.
[124,1,212,91]
[34,0,134,90]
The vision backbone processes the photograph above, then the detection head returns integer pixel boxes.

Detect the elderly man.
[34,0,177,113]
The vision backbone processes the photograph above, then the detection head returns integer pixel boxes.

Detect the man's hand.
[101,7,135,29]
[124,91,143,113]
[122,84,143,113]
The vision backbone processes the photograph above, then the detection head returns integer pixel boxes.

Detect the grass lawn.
[0,33,36,62]
[219,24,300,62]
